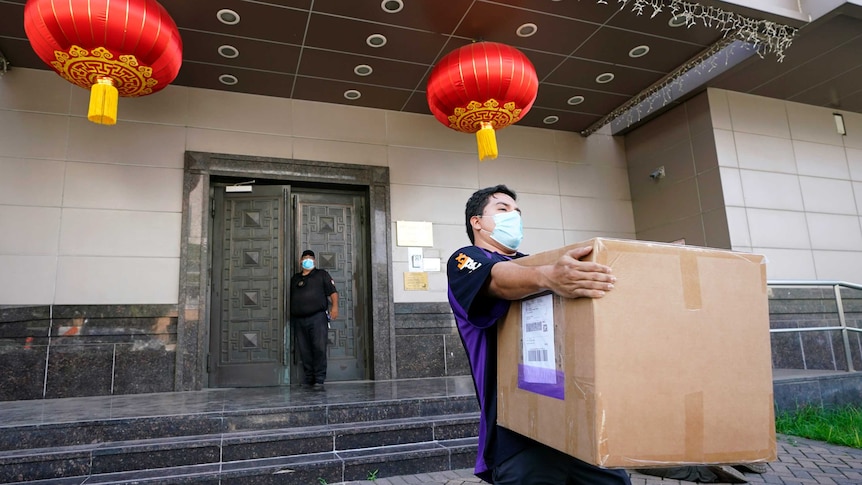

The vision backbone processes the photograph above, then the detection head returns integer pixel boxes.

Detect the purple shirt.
[447,245,529,481]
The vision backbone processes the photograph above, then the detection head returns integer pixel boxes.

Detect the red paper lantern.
[427,42,538,160]
[24,0,183,125]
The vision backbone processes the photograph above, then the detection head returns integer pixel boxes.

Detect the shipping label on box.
[497,238,777,468]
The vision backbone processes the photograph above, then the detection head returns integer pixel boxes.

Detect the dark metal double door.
[209,185,368,387]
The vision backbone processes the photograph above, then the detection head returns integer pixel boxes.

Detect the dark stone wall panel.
[395,335,444,378]
[45,344,114,398]
[113,344,176,395]
[0,344,46,400]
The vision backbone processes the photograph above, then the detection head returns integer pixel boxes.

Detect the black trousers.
[492,441,631,485]
[293,311,328,385]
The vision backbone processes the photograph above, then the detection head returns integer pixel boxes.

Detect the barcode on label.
[525,322,542,332]
[527,349,548,362]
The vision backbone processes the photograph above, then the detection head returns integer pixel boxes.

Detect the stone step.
[0,393,479,452]
[0,412,480,483]
[12,438,479,484]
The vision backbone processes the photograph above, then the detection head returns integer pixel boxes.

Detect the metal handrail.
[767,280,861,373]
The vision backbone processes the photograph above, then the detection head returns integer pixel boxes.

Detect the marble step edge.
[0,412,481,462]
[12,438,480,485]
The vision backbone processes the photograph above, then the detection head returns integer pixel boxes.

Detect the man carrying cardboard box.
[446,185,629,484]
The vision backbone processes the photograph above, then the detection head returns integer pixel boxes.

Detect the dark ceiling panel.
[297,48,428,90]
[292,76,412,111]
[179,30,302,74]
[2,0,860,135]
[304,13,450,64]
[455,1,600,56]
[311,0,473,33]
[534,83,630,116]
[546,57,666,96]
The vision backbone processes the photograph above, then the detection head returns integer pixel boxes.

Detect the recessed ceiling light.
[366,34,387,48]
[543,115,559,124]
[668,14,689,27]
[516,23,538,38]
[567,95,585,105]
[381,0,403,13]
[218,45,239,59]
[219,74,238,86]
[354,64,373,76]
[629,45,650,58]
[217,9,240,25]
[596,72,615,84]
[344,90,362,100]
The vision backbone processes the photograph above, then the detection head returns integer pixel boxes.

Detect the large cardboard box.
[497,238,776,468]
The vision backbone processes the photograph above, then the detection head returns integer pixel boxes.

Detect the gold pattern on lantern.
[448,99,523,133]
[51,46,158,97]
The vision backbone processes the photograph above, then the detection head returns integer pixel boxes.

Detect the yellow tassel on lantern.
[88,77,118,125]
[476,121,498,161]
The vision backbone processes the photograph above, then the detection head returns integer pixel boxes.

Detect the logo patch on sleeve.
[455,253,482,271]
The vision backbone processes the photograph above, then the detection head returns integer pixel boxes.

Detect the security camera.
[649,166,665,181]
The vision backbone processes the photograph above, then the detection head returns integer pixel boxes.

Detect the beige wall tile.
[294,138,388,166]
[726,207,751,247]
[719,167,745,207]
[563,230,636,245]
[517,193,563,230]
[713,129,738,167]
[812,250,862,282]
[63,162,183,212]
[433,223,471,263]
[555,132,626,167]
[633,181,701,231]
[479,157,560,196]
[799,177,856,214]
[558,163,631,200]
[707,88,732,130]
[0,206,60,255]
[187,89,293,135]
[734,132,796,173]
[686,91,713,136]
[740,170,803,210]
[390,184,472,224]
[0,157,65,207]
[637,215,705,246]
[697,168,725,212]
[492,124,557,161]
[55,256,179,304]
[627,141,695,202]
[392,261,448,303]
[806,213,862,251]
[625,104,690,162]
[0,256,57,304]
[388,147,478,188]
[0,111,68,159]
[794,141,849,179]
[386,111,488,154]
[691,129,718,174]
[67,118,186,168]
[59,209,182,257]
[186,128,294,159]
[747,209,810,249]
[560,196,635,233]
[855,183,862,214]
[293,99,385,144]
[839,111,862,150]
[520,228,565,254]
[0,68,72,113]
[753,247,816,280]
[786,101,846,146]
[726,91,790,138]
[70,83,190,126]
[845,147,862,181]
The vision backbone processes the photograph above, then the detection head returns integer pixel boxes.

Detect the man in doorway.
[447,185,630,484]
[290,250,338,390]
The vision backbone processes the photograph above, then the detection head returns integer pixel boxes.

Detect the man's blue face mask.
[301,259,315,270]
[481,210,523,251]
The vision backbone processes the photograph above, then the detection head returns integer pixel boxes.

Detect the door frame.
[177,151,394,391]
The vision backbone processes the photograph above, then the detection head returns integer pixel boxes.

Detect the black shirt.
[289,268,337,317]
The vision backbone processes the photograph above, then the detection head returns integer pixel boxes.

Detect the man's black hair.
[464,185,517,244]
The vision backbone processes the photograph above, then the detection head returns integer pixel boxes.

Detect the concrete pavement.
[335,434,862,485]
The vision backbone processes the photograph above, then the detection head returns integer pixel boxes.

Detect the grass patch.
[775,405,862,449]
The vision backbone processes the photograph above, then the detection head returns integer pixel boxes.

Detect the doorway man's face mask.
[302,258,315,270]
